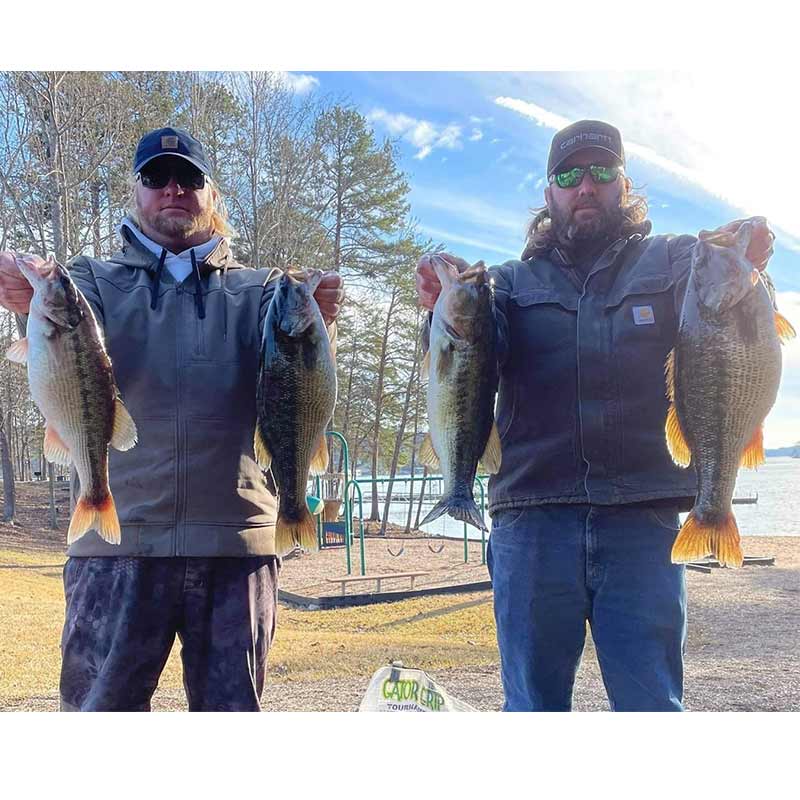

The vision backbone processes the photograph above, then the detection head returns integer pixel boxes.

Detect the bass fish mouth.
[15,254,60,287]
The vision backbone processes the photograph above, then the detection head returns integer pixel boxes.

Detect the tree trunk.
[0,420,15,522]
[380,318,421,536]
[405,361,423,534]
[368,287,398,523]
[49,463,57,529]
[414,466,428,530]
[91,179,102,258]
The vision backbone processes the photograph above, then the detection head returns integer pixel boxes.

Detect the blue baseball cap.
[133,126,213,177]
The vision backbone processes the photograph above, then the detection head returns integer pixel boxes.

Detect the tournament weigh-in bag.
[359,661,476,712]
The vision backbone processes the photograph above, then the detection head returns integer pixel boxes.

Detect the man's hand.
[314,271,344,326]
[415,252,471,311]
[699,216,775,272]
[0,251,42,314]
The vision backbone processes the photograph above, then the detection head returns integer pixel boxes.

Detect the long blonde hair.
[126,172,236,239]
[521,183,650,261]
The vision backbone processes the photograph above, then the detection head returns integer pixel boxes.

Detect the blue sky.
[293,71,800,448]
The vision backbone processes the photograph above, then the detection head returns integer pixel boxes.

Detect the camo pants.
[59,555,279,712]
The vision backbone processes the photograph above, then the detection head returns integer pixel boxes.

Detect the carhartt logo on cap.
[560,132,613,151]
[161,135,179,150]
[633,306,655,325]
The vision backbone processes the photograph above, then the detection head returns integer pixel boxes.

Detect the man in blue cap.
[0,126,343,711]
[416,119,775,711]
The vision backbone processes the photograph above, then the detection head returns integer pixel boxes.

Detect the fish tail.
[275,508,319,554]
[671,511,742,568]
[68,493,121,546]
[420,495,487,532]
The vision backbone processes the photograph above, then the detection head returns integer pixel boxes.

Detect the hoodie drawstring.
[191,249,206,320]
[222,261,230,340]
[150,248,167,310]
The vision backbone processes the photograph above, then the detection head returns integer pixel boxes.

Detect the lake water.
[363,457,800,539]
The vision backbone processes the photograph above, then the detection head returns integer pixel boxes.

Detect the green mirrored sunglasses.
[550,164,622,189]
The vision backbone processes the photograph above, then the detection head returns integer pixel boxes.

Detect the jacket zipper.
[574,239,627,503]
[174,283,183,556]
[576,280,592,502]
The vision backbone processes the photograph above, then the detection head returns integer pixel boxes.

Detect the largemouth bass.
[665,223,795,566]
[419,256,500,531]
[255,269,337,554]
[6,256,137,544]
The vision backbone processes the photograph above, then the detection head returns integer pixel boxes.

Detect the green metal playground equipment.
[311,431,488,577]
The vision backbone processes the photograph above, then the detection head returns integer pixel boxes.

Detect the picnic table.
[326,571,430,596]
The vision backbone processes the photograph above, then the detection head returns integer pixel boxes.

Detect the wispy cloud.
[495,97,570,130]
[411,185,528,238]
[418,225,520,260]
[367,108,463,160]
[469,129,484,142]
[280,72,319,94]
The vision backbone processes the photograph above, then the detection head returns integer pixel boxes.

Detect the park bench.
[326,570,429,596]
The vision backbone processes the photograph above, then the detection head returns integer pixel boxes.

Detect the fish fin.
[479,422,502,474]
[326,322,337,361]
[664,348,676,403]
[5,337,28,364]
[43,424,71,466]
[309,435,329,475]
[275,509,318,554]
[775,311,796,343]
[421,349,430,381]
[253,427,272,471]
[665,404,692,467]
[68,493,121,546]
[419,432,440,471]
[110,397,138,451]
[740,425,766,469]
[671,511,742,568]
[420,495,487,532]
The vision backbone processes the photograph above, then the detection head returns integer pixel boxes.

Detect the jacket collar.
[111,221,238,275]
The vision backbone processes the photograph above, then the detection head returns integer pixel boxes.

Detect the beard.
[146,207,214,241]
[550,200,625,251]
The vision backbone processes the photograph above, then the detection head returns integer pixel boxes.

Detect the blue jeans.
[487,504,686,711]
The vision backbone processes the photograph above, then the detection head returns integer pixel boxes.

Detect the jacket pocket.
[490,507,528,530]
[604,275,674,309]
[512,288,578,312]
[645,506,682,532]
[109,416,177,524]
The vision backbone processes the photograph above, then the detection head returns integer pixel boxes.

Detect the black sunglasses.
[549,164,623,189]
[138,160,206,190]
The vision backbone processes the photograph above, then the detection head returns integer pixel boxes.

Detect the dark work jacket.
[487,232,699,515]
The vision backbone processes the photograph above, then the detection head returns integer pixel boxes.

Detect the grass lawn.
[0,548,499,705]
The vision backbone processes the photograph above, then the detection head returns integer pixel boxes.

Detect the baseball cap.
[547,120,624,177]
[133,127,213,177]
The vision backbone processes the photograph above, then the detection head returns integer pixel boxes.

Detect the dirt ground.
[1,481,798,711]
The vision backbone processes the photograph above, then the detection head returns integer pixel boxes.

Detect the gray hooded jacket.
[65,222,282,557]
